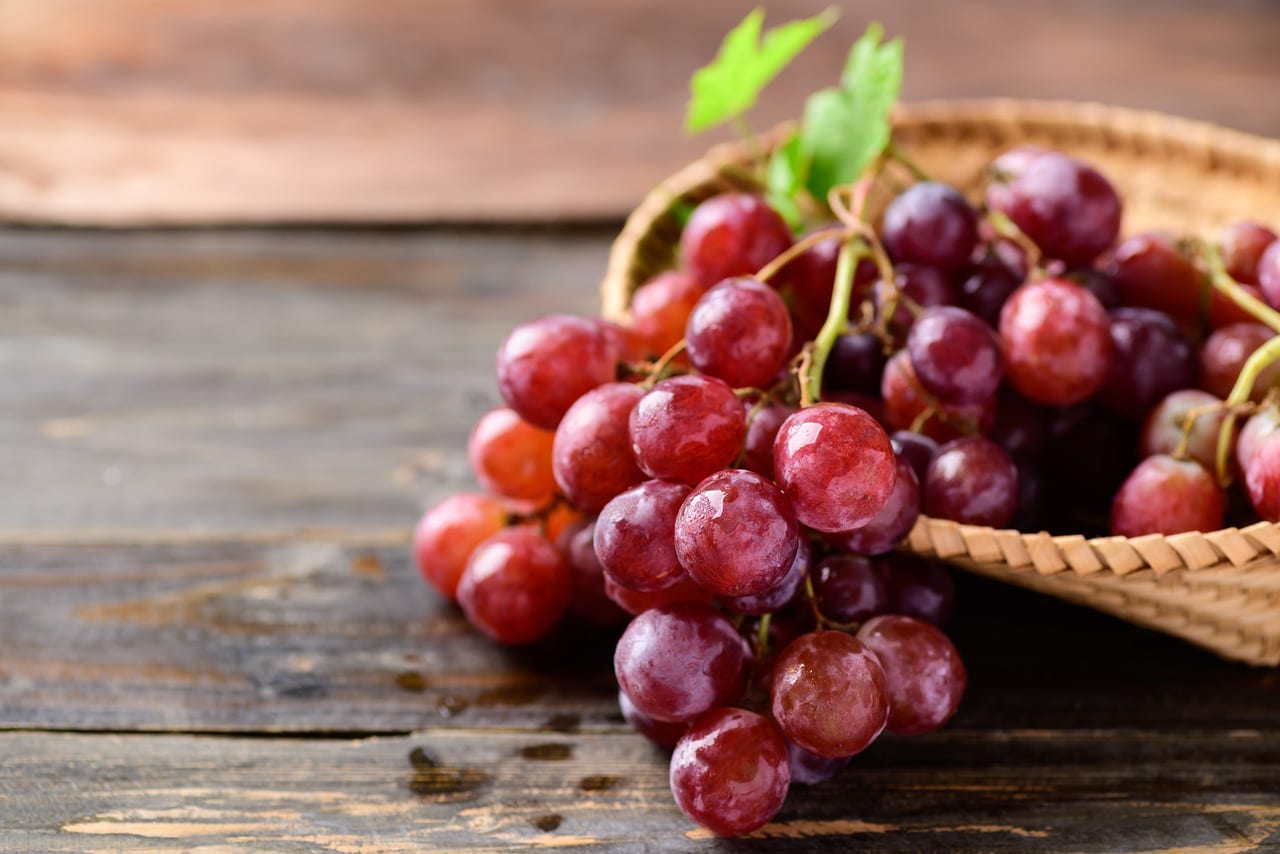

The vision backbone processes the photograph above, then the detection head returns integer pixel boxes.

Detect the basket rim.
[599,97,1280,581]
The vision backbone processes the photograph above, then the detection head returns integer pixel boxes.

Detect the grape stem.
[755,613,772,658]
[642,339,687,388]
[985,210,1045,279]
[755,226,850,283]
[1216,335,1280,484]
[801,239,866,406]
[1172,402,1229,461]
[1199,241,1280,334]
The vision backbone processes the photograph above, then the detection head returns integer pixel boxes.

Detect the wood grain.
[2,0,1279,223]
[3,728,1279,851]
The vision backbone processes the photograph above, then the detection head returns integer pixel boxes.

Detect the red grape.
[1106,232,1202,326]
[1200,322,1280,401]
[924,437,1019,528]
[468,407,558,503]
[827,456,921,556]
[1110,454,1225,536]
[680,193,793,287]
[881,350,995,442]
[629,271,706,358]
[563,521,629,627]
[875,263,955,338]
[1246,434,1280,521]
[811,554,889,624]
[1222,221,1278,286]
[1140,389,1225,471]
[551,382,646,513]
[881,181,979,271]
[958,253,1021,327]
[669,708,790,837]
[1238,407,1280,473]
[413,493,509,600]
[496,314,619,429]
[741,399,795,480]
[604,571,716,616]
[722,537,809,616]
[772,403,897,533]
[685,277,793,390]
[907,306,1003,406]
[594,480,691,592]
[630,374,746,485]
[1100,307,1196,420]
[457,528,572,645]
[674,469,799,597]
[999,278,1112,406]
[778,229,877,321]
[856,615,967,735]
[1260,241,1280,308]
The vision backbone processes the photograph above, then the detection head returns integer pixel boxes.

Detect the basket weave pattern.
[600,100,1280,666]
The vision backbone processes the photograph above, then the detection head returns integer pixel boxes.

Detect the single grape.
[1140,389,1226,471]
[986,148,1121,265]
[594,480,691,592]
[988,388,1049,461]
[856,615,967,735]
[924,437,1019,528]
[958,253,1021,327]
[1247,434,1280,521]
[628,271,707,358]
[722,537,809,616]
[877,554,956,627]
[1258,240,1280,308]
[685,277,793,390]
[891,430,941,485]
[1222,222,1278,286]
[564,521,629,627]
[1238,407,1280,473]
[1200,322,1280,401]
[468,407,558,503]
[824,332,888,396]
[741,400,795,480]
[457,528,573,645]
[1100,307,1196,420]
[551,382,646,513]
[619,690,689,750]
[496,314,619,429]
[669,708,790,837]
[412,494,509,600]
[1110,455,1225,536]
[881,181,979,271]
[772,403,897,533]
[881,350,996,442]
[875,263,956,338]
[614,602,749,723]
[630,374,746,486]
[907,306,1003,406]
[786,739,851,786]
[1106,233,1202,327]
[680,193,793,287]
[675,469,799,597]
[771,630,889,758]
[828,457,921,556]
[999,278,1112,406]
[604,571,716,616]
[811,554,889,624]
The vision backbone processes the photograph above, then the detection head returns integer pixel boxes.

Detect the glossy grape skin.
[1246,434,1280,521]
[824,332,888,396]
[630,374,746,486]
[1222,222,1278,285]
[907,306,1003,406]
[771,630,889,759]
[999,278,1113,406]
[457,528,573,645]
[1200,323,1280,401]
[629,271,707,358]
[828,457,921,556]
[1100,307,1196,420]
[875,263,956,338]
[681,193,793,287]
[1140,389,1226,471]
[1111,455,1225,537]
[604,571,716,616]
[811,555,889,624]
[412,494,509,600]
[891,430,941,485]
[881,350,997,442]
[1105,233,1202,327]
[856,615,967,735]
[772,403,897,533]
[1260,241,1280,308]
[1238,407,1280,473]
[551,382,646,514]
[675,469,799,597]
[722,537,810,616]
[669,708,790,837]
[467,408,558,503]
[564,522,629,627]
[614,602,749,723]
[685,278,793,390]
[877,555,956,628]
[924,437,1019,528]
[787,739,851,786]
[958,254,1021,327]
[882,182,979,271]
[496,314,619,430]
[742,400,795,480]
[986,148,1121,265]
[594,480,691,592]
[619,690,689,750]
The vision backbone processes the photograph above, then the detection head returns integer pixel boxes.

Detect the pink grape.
[551,382,646,513]
[1247,434,1280,521]
[1140,389,1226,471]
[457,528,572,645]
[685,277,793,390]
[924,437,1019,528]
[999,278,1112,406]
[619,690,689,750]
[413,493,509,600]
[856,615,967,735]
[630,374,746,486]
[1110,454,1225,536]
[680,193,793,287]
[1222,221,1278,286]
[1238,407,1280,473]
[467,407,558,503]
[563,521,629,627]
[594,480,691,592]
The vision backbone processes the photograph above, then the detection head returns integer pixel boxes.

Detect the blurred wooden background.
[2,0,1279,224]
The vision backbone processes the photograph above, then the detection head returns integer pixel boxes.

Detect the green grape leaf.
[685,7,839,134]
[800,23,903,201]
[765,130,805,230]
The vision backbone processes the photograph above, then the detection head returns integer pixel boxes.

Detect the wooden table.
[3,2,1280,850]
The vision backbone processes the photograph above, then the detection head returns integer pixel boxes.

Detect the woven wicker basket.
[599,99,1280,666]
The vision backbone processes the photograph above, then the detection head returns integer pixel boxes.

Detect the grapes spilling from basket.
[411,13,1280,838]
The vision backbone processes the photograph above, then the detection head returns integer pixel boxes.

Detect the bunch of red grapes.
[413,143,1280,836]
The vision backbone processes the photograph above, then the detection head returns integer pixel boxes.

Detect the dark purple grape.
[891,430,941,484]
[811,555,889,624]
[686,277,793,390]
[681,193,794,287]
[619,690,689,750]
[630,374,745,486]
[742,400,795,480]
[551,382,646,513]
[875,263,956,338]
[675,469,799,597]
[1013,463,1045,532]
[722,537,809,616]
[1064,267,1122,309]
[786,739,851,786]
[1045,404,1137,515]
[881,181,979,271]
[771,630,888,758]
[877,554,955,628]
[856,615,967,735]
[457,528,573,645]
[614,603,749,723]
[669,708,790,837]
[988,389,1050,462]
[1100,307,1195,420]
[958,254,1021,327]
[1000,278,1112,406]
[907,306,1002,406]
[594,480,691,592]
[564,522,630,628]
[497,314,620,430]
[773,403,897,533]
[824,332,888,396]
[1111,455,1225,536]
[827,457,921,556]
[924,437,1019,528]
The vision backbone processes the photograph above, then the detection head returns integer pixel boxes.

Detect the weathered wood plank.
[2,539,1278,734]
[3,728,1279,851]
[0,227,609,534]
[2,0,1279,223]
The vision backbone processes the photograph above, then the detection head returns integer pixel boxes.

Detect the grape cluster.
[413,143,1280,836]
